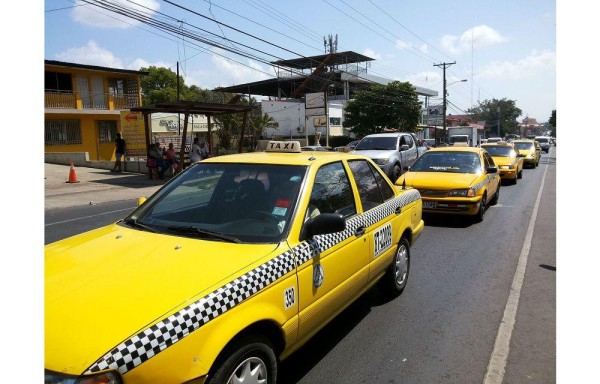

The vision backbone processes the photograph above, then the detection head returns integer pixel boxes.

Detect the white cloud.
[478,50,556,80]
[208,50,271,87]
[419,44,429,55]
[363,48,381,61]
[441,25,506,54]
[406,71,442,88]
[127,58,173,71]
[71,0,160,29]
[55,40,124,68]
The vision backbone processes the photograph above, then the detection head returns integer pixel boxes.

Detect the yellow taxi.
[481,142,524,184]
[512,139,541,168]
[45,141,424,384]
[397,146,501,222]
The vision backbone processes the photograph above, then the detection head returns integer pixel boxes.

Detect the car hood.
[45,223,282,374]
[350,149,395,160]
[399,171,480,189]
[492,157,517,166]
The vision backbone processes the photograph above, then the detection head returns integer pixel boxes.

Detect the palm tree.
[249,113,278,149]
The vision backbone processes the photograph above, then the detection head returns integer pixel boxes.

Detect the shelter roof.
[271,51,374,70]
[130,101,256,116]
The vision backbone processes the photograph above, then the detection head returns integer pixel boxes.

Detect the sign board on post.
[426,105,443,126]
[120,111,147,156]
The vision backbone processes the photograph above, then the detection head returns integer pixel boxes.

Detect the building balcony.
[45,90,141,110]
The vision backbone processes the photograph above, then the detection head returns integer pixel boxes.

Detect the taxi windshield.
[514,142,534,151]
[410,151,481,174]
[125,163,307,244]
[483,146,515,157]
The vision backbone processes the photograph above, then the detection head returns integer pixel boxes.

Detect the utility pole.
[434,61,455,144]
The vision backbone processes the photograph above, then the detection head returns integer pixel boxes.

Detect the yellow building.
[44,60,148,161]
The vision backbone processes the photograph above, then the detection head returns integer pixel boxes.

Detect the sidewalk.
[44,163,164,210]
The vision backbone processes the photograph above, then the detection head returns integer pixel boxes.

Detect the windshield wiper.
[124,218,158,233]
[168,226,242,243]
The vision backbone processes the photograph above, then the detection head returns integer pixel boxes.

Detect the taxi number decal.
[373,223,392,258]
[284,287,296,309]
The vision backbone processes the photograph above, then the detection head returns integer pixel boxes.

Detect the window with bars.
[98,120,118,142]
[45,119,82,146]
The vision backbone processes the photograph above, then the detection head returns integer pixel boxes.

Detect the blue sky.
[42,0,556,122]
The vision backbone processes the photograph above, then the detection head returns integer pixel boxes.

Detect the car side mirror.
[486,165,498,174]
[400,144,409,151]
[137,197,147,206]
[300,213,345,241]
[403,165,410,171]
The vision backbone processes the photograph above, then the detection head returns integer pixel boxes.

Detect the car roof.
[362,133,405,138]
[202,147,369,167]
[425,146,484,154]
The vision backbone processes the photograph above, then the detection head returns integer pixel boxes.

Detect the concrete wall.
[45,152,150,174]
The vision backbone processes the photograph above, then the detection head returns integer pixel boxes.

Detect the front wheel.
[207,334,277,384]
[474,194,487,223]
[378,237,410,298]
[390,164,402,183]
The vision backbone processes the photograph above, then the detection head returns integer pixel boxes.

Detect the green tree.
[467,98,522,137]
[548,110,556,137]
[249,113,278,148]
[343,81,421,136]
[140,66,184,105]
[140,66,235,105]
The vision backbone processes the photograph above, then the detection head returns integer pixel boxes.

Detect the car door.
[295,161,369,341]
[401,134,418,167]
[347,159,403,282]
[483,152,500,197]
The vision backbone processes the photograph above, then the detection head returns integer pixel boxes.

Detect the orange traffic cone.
[66,162,80,183]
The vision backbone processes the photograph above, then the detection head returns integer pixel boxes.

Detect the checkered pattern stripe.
[87,249,296,375]
[362,189,420,227]
[86,190,420,376]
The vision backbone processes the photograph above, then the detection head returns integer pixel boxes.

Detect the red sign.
[125,113,138,122]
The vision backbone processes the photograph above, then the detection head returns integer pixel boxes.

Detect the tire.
[474,194,487,223]
[517,169,523,179]
[378,237,410,298]
[207,334,277,384]
[390,164,402,183]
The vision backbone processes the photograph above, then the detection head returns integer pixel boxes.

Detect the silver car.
[351,132,420,182]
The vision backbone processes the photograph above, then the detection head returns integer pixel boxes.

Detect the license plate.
[423,201,437,209]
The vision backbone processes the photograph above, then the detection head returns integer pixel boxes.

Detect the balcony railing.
[45,91,77,109]
[45,90,141,110]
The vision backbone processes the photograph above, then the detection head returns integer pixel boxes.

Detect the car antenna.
[402,178,406,190]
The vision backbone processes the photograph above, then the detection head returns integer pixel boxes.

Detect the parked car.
[512,139,541,168]
[397,146,501,222]
[351,132,420,182]
[301,145,332,151]
[45,141,425,384]
[534,136,551,153]
[486,137,503,144]
[481,142,524,184]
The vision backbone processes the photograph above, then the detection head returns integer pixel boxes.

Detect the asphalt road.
[43,149,556,383]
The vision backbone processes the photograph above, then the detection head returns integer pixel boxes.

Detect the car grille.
[417,189,448,197]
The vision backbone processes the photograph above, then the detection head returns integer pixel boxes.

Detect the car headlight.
[45,370,122,384]
[374,158,389,165]
[526,154,534,159]
[447,188,475,197]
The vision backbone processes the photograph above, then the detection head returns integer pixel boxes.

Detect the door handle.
[355,226,366,237]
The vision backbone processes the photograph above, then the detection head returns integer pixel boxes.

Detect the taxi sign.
[266,141,302,153]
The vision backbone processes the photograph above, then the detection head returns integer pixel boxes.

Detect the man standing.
[112,133,126,172]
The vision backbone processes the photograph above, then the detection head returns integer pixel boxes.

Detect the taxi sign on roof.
[265,141,302,153]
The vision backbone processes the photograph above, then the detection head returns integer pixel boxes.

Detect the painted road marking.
[483,160,549,384]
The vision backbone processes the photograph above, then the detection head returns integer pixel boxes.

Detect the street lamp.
[442,78,467,144]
